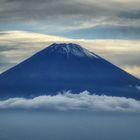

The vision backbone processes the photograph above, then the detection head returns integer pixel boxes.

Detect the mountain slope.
[0,43,140,99]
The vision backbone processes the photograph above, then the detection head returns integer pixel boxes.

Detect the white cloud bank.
[0,91,140,112]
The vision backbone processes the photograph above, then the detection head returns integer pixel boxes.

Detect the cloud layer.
[0,91,140,112]
[0,0,140,34]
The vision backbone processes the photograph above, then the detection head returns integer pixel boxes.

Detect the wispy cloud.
[0,31,71,73]
[0,91,140,112]
[0,0,140,34]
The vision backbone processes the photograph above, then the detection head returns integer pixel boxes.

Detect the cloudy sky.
[0,0,140,37]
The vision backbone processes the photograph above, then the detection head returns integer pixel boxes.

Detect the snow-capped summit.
[0,43,140,99]
[47,43,99,58]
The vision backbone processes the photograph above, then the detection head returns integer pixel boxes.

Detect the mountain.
[0,43,140,99]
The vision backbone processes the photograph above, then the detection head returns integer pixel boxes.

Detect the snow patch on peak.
[48,43,100,59]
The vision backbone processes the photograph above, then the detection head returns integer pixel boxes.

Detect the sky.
[0,0,140,37]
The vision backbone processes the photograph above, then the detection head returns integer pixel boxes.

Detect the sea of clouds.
[0,91,140,112]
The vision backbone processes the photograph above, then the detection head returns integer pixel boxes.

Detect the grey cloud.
[0,0,103,20]
[0,47,11,52]
[0,46,17,52]
[118,10,140,20]
[0,91,140,112]
[0,33,7,35]
[59,25,140,40]
[108,53,140,67]
[0,0,140,30]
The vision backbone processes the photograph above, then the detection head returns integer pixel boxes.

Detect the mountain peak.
[46,43,99,58]
[0,43,139,99]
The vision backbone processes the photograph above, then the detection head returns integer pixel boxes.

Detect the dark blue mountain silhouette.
[0,43,140,99]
